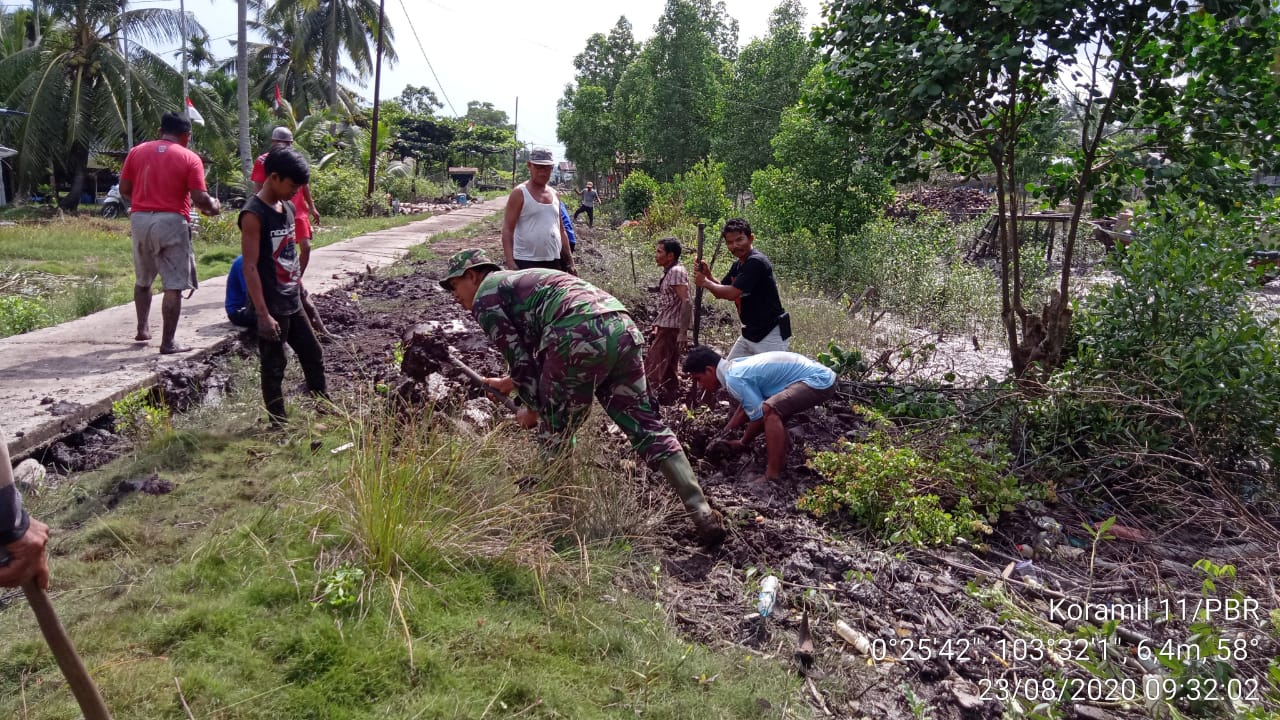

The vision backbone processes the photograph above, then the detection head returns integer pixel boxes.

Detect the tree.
[0,0,212,209]
[690,0,739,62]
[463,100,512,131]
[713,0,814,194]
[572,17,639,100]
[557,84,612,181]
[817,0,1280,376]
[641,0,729,179]
[264,0,397,108]
[750,66,891,281]
[397,85,441,116]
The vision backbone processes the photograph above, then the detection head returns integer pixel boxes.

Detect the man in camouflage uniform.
[439,248,726,546]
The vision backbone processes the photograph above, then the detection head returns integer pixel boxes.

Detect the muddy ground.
[36,226,1280,719]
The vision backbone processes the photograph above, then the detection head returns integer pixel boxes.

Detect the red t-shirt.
[252,153,311,222]
[120,140,206,221]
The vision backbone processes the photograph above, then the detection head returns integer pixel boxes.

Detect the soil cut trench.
[27,225,1280,720]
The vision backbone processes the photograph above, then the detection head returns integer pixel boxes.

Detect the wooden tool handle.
[22,580,113,720]
[692,222,706,347]
[445,352,520,413]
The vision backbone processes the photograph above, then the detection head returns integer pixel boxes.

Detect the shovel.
[21,579,113,719]
[400,323,519,413]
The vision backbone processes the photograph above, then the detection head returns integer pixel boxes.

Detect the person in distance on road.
[439,248,725,546]
[573,181,599,228]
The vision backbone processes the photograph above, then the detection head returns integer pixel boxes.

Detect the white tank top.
[513,184,562,261]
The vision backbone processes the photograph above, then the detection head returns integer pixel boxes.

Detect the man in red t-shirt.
[120,111,221,354]
[250,127,330,337]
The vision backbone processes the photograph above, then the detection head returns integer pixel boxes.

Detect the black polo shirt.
[720,248,786,342]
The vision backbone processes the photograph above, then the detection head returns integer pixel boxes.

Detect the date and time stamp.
[862,596,1273,705]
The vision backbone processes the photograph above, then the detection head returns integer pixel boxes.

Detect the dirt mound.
[886,187,992,222]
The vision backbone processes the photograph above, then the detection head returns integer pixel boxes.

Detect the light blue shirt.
[717,352,836,421]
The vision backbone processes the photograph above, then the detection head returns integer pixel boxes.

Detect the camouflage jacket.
[472,269,628,407]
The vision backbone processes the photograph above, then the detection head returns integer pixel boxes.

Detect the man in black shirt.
[239,146,328,425]
[693,218,790,360]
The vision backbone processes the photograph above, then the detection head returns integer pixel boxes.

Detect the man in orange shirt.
[120,112,221,354]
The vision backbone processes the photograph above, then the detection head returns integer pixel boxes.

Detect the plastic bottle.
[757,575,780,617]
[834,620,873,655]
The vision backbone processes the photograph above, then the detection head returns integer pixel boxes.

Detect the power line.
[394,0,457,117]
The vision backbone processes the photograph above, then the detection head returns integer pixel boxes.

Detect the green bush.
[195,212,241,247]
[800,424,1024,546]
[1029,201,1280,484]
[619,170,660,219]
[852,215,1001,335]
[665,159,732,225]
[310,165,370,218]
[0,295,49,336]
[112,387,172,443]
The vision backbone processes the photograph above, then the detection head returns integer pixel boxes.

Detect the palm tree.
[266,0,397,108]
[0,0,214,209]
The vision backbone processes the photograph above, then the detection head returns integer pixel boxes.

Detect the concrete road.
[0,200,501,458]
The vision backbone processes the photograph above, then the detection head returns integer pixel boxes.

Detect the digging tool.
[400,323,519,413]
[21,579,114,719]
[691,222,707,346]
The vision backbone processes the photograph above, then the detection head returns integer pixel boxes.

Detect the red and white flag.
[273,84,282,111]
[185,97,205,125]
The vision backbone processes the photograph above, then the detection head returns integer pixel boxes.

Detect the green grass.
[0,213,427,337]
[0,360,802,720]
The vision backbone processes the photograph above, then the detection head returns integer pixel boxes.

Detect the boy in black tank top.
[238,146,328,425]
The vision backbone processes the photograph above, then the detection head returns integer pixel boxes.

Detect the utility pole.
[121,0,133,147]
[366,0,387,199]
[178,0,188,116]
[236,0,250,182]
[510,96,518,189]
[32,0,40,44]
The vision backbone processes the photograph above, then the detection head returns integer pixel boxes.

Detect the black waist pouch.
[742,313,791,343]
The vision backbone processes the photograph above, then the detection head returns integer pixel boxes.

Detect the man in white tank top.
[502,147,577,274]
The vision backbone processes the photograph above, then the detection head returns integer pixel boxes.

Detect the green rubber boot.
[658,452,726,547]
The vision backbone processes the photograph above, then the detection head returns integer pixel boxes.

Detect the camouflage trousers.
[536,312,682,466]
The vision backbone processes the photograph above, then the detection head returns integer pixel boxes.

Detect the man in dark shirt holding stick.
[693,218,790,360]
[239,146,328,425]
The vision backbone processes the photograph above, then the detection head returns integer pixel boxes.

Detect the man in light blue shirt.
[683,345,837,482]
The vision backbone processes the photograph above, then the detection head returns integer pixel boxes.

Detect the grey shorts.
[763,381,836,420]
[131,211,196,291]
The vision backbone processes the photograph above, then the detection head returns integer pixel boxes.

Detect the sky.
[163,0,829,161]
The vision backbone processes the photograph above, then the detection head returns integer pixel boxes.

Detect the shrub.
[619,170,660,219]
[1029,201,1280,485]
[310,165,370,218]
[666,159,732,226]
[112,387,173,443]
[69,279,110,318]
[0,295,49,336]
[195,212,241,247]
[800,426,1025,546]
[852,215,1001,336]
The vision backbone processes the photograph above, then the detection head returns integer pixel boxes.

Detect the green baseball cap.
[439,248,502,290]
